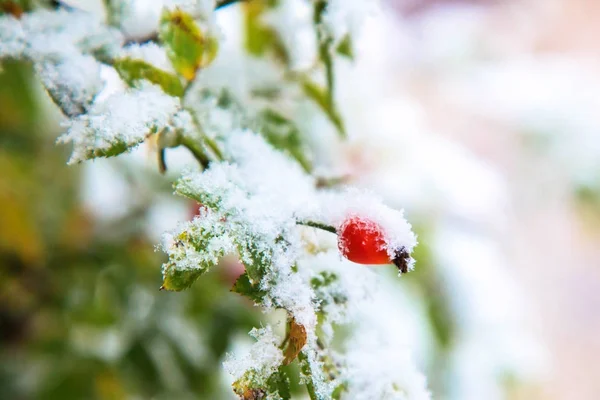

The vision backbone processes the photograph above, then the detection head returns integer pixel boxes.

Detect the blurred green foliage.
[0,60,261,399]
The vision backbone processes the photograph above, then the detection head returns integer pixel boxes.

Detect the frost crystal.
[36,54,104,117]
[0,9,122,117]
[224,326,284,381]
[171,130,317,326]
[0,9,122,61]
[59,83,181,164]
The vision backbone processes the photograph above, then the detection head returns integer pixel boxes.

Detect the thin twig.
[297,221,337,234]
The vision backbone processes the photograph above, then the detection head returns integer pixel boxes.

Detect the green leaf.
[332,382,347,399]
[243,0,272,56]
[336,34,353,59]
[114,57,184,97]
[243,1,289,64]
[84,139,130,160]
[258,109,312,172]
[302,80,346,137]
[267,367,291,400]
[160,220,229,291]
[160,264,204,291]
[159,8,218,81]
[233,368,291,400]
[231,272,265,303]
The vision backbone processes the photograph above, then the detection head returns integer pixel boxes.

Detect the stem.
[185,106,225,163]
[204,135,224,161]
[297,221,337,235]
[158,148,167,174]
[315,175,350,188]
[181,136,210,169]
[313,0,334,105]
[298,352,318,400]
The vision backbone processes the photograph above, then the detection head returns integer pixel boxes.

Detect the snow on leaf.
[1,9,122,116]
[58,83,182,164]
[225,326,285,396]
[231,272,265,303]
[0,9,122,61]
[161,207,236,291]
[36,54,104,117]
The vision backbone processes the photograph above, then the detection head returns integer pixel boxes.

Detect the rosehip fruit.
[337,216,410,273]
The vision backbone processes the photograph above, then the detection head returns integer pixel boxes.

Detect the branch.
[297,221,337,234]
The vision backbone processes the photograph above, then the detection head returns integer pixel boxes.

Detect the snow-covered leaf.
[37,54,104,117]
[231,272,265,303]
[58,83,181,164]
[226,326,285,398]
[161,208,236,291]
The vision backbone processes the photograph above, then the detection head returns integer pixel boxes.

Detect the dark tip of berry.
[392,247,410,274]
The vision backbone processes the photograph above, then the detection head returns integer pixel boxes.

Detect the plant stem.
[181,136,210,169]
[297,221,337,234]
[184,106,225,165]
[204,135,224,161]
[298,352,318,400]
[313,0,334,105]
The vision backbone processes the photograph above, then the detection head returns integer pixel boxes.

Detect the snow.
[223,326,284,381]
[113,0,217,41]
[120,42,174,73]
[59,83,182,164]
[263,0,317,70]
[0,9,122,117]
[321,0,380,44]
[36,54,104,117]
[302,250,431,399]
[0,9,122,61]
[171,131,318,328]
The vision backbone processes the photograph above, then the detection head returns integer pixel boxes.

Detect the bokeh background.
[1,0,599,399]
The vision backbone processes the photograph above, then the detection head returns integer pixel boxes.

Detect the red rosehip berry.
[337,216,410,273]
